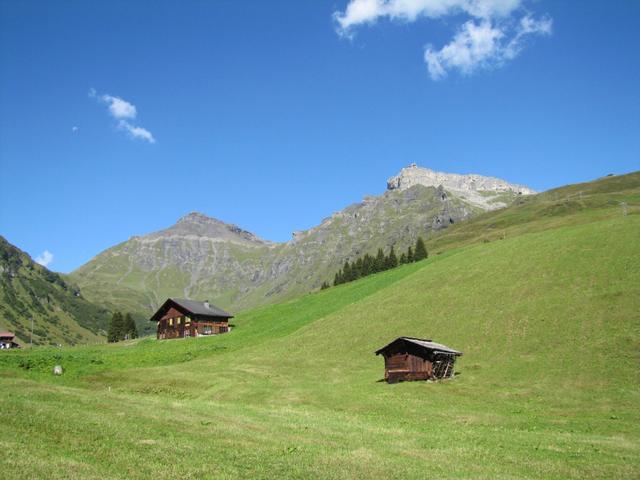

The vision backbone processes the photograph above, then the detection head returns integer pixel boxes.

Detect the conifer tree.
[320,281,330,290]
[330,243,423,289]
[363,254,374,276]
[354,257,364,280]
[375,248,385,272]
[107,311,124,343]
[123,313,138,340]
[343,261,352,282]
[387,246,398,269]
[414,237,428,261]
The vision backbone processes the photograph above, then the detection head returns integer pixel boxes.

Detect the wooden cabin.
[0,332,21,349]
[375,337,462,383]
[150,298,233,340]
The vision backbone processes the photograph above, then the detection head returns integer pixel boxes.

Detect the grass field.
[1,177,639,479]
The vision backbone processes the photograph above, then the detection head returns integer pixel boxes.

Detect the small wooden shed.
[375,337,462,383]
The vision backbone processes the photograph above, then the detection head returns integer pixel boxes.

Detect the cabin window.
[219,325,228,333]
[203,326,212,335]
[177,317,181,325]
[169,318,173,326]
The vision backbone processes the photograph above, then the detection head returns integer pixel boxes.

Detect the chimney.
[204,300,210,309]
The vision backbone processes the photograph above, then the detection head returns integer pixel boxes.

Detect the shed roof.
[375,337,463,356]
[150,298,233,322]
[0,332,15,339]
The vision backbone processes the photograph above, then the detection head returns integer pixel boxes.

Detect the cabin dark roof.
[150,298,233,322]
[171,298,233,318]
[375,337,463,356]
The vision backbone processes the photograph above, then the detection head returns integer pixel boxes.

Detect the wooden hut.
[375,337,462,383]
[150,298,233,340]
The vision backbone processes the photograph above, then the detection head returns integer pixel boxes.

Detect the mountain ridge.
[119,164,533,248]
[73,164,513,316]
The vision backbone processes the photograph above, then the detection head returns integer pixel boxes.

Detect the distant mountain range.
[70,165,535,321]
[0,236,110,346]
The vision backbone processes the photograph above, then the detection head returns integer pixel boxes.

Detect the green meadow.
[1,177,639,479]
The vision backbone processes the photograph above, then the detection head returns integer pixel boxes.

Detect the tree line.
[323,237,428,289]
[107,311,139,343]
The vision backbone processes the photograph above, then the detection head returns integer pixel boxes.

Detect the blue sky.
[1,0,638,273]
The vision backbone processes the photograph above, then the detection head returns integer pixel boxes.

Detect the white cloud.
[335,0,522,34]
[101,94,137,119]
[503,14,553,60]
[334,0,551,80]
[118,120,156,144]
[424,15,551,79]
[424,20,504,79]
[90,89,156,143]
[35,250,53,268]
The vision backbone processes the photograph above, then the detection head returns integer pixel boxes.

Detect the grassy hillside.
[0,192,638,478]
[427,171,640,253]
[0,236,110,346]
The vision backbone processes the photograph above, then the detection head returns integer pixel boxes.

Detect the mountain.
[145,212,272,246]
[387,163,536,210]
[71,165,535,320]
[0,236,110,346]
[2,172,638,478]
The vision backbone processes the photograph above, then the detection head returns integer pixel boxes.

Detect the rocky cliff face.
[388,164,536,210]
[72,165,535,317]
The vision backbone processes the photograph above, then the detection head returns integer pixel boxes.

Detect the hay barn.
[376,337,462,383]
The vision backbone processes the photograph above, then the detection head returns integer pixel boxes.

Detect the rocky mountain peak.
[177,211,216,224]
[387,164,535,210]
[146,211,270,246]
[388,164,536,195]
